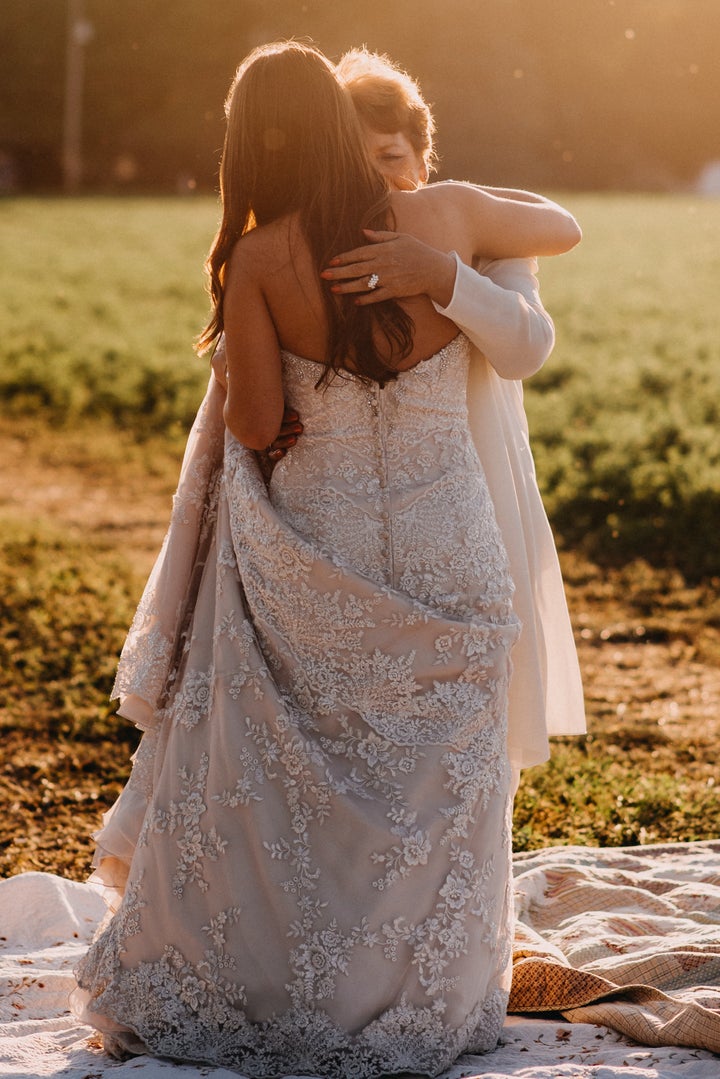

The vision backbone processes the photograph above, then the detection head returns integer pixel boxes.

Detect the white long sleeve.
[433,254,554,380]
[433,254,585,766]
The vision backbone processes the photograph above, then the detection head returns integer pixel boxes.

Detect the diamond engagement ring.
[367,273,380,290]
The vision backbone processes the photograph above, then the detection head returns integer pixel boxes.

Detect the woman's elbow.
[558,215,582,253]
[538,213,582,256]
[527,311,555,373]
[493,306,555,380]
[495,351,547,381]
[223,400,281,451]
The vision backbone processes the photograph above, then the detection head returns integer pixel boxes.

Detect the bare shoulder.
[394,180,455,204]
[228,215,297,282]
[390,182,488,256]
[393,181,494,221]
[396,178,580,261]
[410,180,489,201]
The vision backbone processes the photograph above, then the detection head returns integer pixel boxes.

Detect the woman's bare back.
[222,180,571,449]
[248,186,472,371]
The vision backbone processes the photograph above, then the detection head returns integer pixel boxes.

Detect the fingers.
[362,229,400,242]
[327,276,384,296]
[266,414,303,460]
[277,421,303,439]
[334,283,392,305]
[311,279,391,302]
[322,233,399,274]
[266,434,297,461]
[321,253,378,278]
[279,407,302,436]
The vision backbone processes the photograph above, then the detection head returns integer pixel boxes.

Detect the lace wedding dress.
[73,332,520,1077]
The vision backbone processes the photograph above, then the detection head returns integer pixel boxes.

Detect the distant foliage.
[0,198,214,433]
[1,194,719,579]
[2,0,719,191]
[528,194,720,581]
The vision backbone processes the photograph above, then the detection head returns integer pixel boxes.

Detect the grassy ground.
[532,193,720,579]
[0,197,212,434]
[3,194,720,573]
[1,195,719,879]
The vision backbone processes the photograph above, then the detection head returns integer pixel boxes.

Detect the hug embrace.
[72,40,584,1077]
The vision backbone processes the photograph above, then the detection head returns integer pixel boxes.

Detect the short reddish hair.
[337,49,436,174]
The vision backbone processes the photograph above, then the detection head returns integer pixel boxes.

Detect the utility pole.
[62,0,94,193]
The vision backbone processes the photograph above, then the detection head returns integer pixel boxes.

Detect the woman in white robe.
[73,41,582,1078]
[322,48,586,774]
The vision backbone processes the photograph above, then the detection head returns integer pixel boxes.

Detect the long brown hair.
[197,41,413,383]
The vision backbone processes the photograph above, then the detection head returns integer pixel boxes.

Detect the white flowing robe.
[434,255,586,769]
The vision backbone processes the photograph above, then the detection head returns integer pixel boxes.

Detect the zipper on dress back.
[371,382,396,589]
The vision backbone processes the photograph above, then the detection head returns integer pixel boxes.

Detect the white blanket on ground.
[1,843,719,1079]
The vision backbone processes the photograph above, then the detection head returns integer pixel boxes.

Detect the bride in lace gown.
[73,42,581,1077]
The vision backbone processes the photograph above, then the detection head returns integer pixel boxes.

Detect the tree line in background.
[2,0,719,193]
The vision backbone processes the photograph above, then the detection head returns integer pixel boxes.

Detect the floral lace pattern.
[74,335,520,1077]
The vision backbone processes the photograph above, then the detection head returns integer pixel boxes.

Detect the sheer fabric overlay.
[73,335,520,1078]
[438,256,586,765]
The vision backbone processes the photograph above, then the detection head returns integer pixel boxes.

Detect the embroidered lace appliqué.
[75,337,520,1078]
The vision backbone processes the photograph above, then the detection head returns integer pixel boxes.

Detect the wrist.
[426,252,458,309]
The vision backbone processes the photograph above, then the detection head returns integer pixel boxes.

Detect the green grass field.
[535,194,720,579]
[1,195,719,876]
[3,194,720,575]
[1,198,213,436]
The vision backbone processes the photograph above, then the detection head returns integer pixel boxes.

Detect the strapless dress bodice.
[269,334,514,623]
